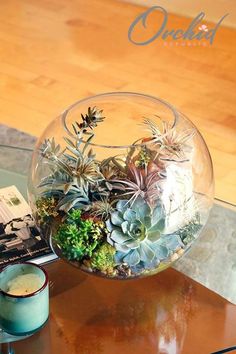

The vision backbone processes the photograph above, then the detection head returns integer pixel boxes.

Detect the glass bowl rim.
[62,91,179,149]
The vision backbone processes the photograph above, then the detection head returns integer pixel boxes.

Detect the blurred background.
[0,0,235,203]
[123,0,236,27]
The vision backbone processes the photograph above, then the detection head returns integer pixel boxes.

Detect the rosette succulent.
[106,199,169,268]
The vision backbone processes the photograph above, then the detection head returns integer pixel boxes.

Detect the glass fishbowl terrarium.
[28,92,214,279]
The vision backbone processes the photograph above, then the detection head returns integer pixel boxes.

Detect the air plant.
[63,141,104,188]
[56,185,91,212]
[143,117,195,162]
[100,157,122,180]
[90,198,115,220]
[111,163,163,207]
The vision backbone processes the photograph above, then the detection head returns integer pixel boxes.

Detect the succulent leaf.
[106,199,168,267]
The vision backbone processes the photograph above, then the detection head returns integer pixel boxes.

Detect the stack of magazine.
[0,185,57,268]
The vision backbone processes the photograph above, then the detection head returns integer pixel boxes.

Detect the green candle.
[0,262,49,336]
[6,273,43,296]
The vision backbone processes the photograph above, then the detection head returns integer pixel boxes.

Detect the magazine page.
[0,185,57,267]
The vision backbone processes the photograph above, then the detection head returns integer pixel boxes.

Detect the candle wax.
[7,273,43,295]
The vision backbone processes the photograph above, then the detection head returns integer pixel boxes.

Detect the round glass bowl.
[28,92,214,279]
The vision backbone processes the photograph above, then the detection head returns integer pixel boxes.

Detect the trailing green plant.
[90,243,116,275]
[54,209,105,261]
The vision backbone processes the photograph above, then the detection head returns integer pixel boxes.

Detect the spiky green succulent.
[40,137,64,162]
[90,243,116,275]
[53,209,105,261]
[38,107,106,212]
[62,139,104,188]
[39,174,91,213]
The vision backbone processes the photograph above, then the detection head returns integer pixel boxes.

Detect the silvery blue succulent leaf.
[141,258,161,270]
[123,249,140,266]
[163,234,183,251]
[124,239,140,249]
[152,204,164,222]
[123,209,136,222]
[148,218,165,235]
[116,199,129,212]
[115,243,130,252]
[115,251,126,264]
[111,212,123,226]
[139,243,155,262]
[129,221,142,234]
[147,230,161,242]
[111,230,130,244]
[143,216,151,229]
[132,198,150,222]
[121,220,129,234]
[106,219,114,232]
[152,244,169,260]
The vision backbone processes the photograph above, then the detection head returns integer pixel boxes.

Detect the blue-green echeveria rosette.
[106,199,184,269]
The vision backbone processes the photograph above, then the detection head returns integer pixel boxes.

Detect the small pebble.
[177,248,185,256]
[170,253,179,262]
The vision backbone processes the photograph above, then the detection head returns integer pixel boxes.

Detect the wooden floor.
[0,0,235,203]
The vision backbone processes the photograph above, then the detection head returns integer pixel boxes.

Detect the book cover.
[0,185,57,267]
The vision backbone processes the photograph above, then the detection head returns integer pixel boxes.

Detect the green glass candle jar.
[0,262,49,336]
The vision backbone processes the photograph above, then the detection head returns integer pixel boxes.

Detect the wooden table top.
[0,0,235,204]
[12,260,236,354]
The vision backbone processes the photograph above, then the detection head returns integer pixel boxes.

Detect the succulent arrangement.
[35,106,202,279]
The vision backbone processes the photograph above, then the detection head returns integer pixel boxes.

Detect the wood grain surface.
[0,0,235,203]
